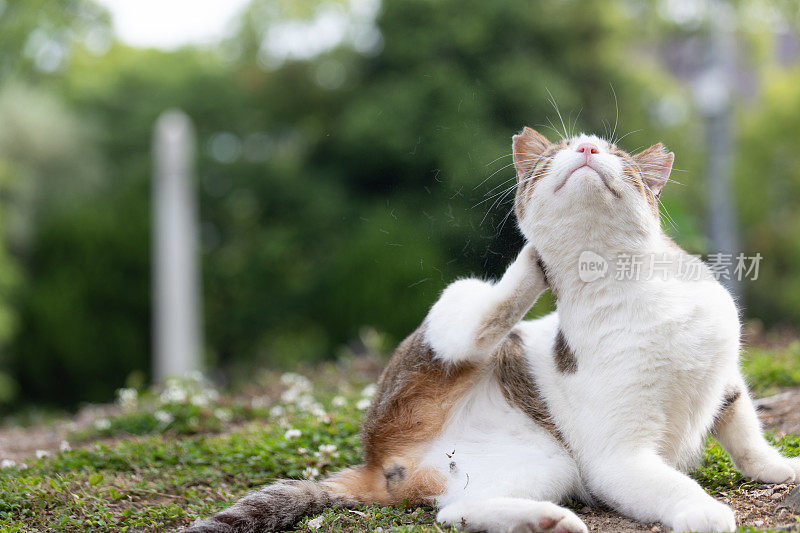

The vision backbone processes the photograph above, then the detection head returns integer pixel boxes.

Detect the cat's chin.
[558,167,620,199]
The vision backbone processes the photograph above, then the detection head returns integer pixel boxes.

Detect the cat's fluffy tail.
[182,465,385,532]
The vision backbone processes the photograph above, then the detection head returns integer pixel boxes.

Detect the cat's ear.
[634,143,674,197]
[512,127,551,182]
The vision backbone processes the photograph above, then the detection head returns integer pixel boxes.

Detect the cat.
[184,127,800,533]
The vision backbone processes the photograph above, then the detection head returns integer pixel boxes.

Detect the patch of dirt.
[756,389,800,436]
[578,483,800,532]
[0,403,118,463]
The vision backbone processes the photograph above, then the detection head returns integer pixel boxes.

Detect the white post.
[692,0,740,299]
[152,109,203,382]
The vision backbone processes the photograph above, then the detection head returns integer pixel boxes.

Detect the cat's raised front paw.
[669,500,735,533]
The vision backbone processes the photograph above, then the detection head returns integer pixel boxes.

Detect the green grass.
[2,342,800,532]
[693,432,800,495]
[742,341,800,397]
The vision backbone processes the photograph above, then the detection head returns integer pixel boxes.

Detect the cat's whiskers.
[474,169,549,210]
[546,88,570,141]
[610,84,620,146]
[477,169,552,227]
[613,129,641,146]
[475,155,549,192]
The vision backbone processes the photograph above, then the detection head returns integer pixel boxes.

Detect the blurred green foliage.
[0,0,798,409]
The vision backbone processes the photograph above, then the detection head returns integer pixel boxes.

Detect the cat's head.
[512,127,674,250]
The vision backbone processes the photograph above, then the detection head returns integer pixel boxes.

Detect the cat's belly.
[418,372,583,507]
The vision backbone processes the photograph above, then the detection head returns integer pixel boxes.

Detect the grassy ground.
[2,341,800,532]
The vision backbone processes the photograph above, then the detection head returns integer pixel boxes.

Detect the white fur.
[425,245,547,364]
[423,369,585,533]
[416,133,799,533]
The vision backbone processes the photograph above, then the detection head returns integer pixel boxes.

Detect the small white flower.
[356,398,371,410]
[19,463,28,470]
[307,516,324,529]
[361,383,377,398]
[284,428,301,440]
[298,447,308,455]
[280,372,300,385]
[160,385,187,404]
[1,459,16,468]
[295,394,313,409]
[269,405,285,417]
[281,388,300,403]
[281,373,312,391]
[35,450,50,459]
[94,418,111,431]
[187,370,205,382]
[154,410,174,425]
[302,466,320,479]
[116,388,138,411]
[214,408,232,422]
[319,444,338,454]
[59,441,71,452]
[331,396,347,407]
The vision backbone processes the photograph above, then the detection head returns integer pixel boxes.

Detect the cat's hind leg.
[421,373,586,533]
[437,497,587,533]
[712,377,800,483]
[424,243,547,365]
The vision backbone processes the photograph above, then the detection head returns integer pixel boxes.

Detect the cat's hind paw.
[507,503,587,533]
[438,499,587,533]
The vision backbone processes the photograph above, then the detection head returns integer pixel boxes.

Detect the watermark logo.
[578,251,608,282]
[575,251,762,282]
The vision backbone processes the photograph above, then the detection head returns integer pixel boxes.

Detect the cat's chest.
[558,283,720,375]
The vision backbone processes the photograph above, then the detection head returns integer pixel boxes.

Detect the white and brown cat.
[185,128,800,533]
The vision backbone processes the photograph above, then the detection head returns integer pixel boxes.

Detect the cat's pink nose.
[576,142,599,159]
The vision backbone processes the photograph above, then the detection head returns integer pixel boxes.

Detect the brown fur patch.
[383,461,447,504]
[475,274,543,347]
[494,331,563,443]
[325,465,390,504]
[402,465,448,502]
[360,328,479,502]
[326,460,444,507]
[513,127,552,179]
[553,329,577,373]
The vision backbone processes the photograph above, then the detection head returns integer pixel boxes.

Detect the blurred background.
[0,0,799,414]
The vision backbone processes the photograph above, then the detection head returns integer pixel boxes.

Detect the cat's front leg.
[584,450,735,532]
[424,243,548,365]
[712,379,800,483]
